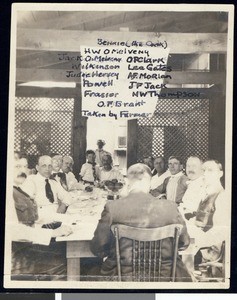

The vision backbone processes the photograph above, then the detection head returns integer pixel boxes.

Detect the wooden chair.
[111,223,183,282]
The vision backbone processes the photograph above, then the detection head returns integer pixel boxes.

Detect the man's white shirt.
[21,173,72,223]
[180,176,206,214]
[98,167,125,183]
[150,170,171,190]
[65,171,81,191]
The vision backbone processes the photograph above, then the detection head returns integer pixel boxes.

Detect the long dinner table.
[56,188,107,281]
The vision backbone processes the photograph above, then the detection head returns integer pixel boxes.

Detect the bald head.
[36,155,52,178]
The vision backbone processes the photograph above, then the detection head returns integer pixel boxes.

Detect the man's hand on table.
[51,225,73,238]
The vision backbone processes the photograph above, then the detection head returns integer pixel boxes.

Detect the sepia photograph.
[4,3,234,289]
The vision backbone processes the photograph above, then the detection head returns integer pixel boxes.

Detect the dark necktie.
[45,179,54,203]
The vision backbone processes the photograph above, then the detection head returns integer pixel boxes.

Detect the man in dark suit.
[11,155,72,280]
[90,163,192,282]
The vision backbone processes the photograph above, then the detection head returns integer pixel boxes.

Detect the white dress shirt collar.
[170,171,183,178]
[52,169,63,174]
[186,175,204,186]
[36,172,49,181]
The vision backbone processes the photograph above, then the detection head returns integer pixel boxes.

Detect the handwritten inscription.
[97,38,168,49]
[79,42,170,119]
[58,41,203,119]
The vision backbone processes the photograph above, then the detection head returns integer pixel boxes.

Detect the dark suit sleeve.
[90,203,114,258]
[150,178,168,197]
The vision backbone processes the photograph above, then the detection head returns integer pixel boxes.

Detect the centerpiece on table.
[104,179,123,200]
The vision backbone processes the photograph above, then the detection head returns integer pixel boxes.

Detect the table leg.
[67,257,80,281]
[66,240,96,281]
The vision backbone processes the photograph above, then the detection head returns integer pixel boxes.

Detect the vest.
[195,192,220,232]
[13,186,38,226]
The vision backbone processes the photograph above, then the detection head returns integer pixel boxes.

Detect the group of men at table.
[10,139,228,282]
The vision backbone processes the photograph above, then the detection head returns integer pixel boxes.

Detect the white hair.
[127,163,152,193]
[127,163,152,179]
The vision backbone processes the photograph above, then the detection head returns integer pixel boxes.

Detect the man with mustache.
[13,156,36,226]
[51,154,68,191]
[179,156,205,220]
[11,155,72,280]
[61,155,82,191]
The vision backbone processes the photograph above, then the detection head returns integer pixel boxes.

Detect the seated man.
[90,163,192,282]
[21,155,72,219]
[150,155,188,205]
[179,156,205,220]
[97,154,125,188]
[79,150,100,185]
[14,151,36,175]
[143,156,156,176]
[150,156,171,190]
[51,154,68,191]
[11,155,72,280]
[186,160,229,278]
[61,155,82,191]
[188,160,228,239]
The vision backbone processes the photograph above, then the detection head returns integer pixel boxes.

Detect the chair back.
[111,223,183,282]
